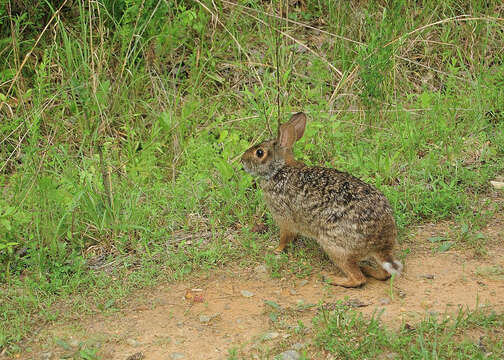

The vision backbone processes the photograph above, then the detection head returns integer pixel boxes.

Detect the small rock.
[419,274,435,280]
[289,289,297,295]
[263,331,280,340]
[241,290,254,298]
[126,338,141,347]
[176,321,184,328]
[292,343,305,350]
[276,350,301,360]
[345,298,368,308]
[298,280,309,287]
[126,352,144,360]
[379,297,391,305]
[69,339,80,348]
[169,353,185,360]
[199,315,212,324]
[200,313,220,324]
[40,352,53,360]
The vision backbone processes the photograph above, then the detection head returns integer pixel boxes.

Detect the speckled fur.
[241,113,402,287]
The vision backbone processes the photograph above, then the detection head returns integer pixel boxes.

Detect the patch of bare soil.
[15,220,504,360]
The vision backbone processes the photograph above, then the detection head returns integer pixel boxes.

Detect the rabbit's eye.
[256,149,264,158]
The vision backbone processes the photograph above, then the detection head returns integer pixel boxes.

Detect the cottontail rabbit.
[241,112,402,287]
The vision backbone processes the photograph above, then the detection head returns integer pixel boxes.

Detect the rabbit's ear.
[278,112,307,148]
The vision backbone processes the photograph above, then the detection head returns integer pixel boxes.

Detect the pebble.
[126,338,141,347]
[298,280,309,287]
[419,274,435,280]
[346,298,368,308]
[263,331,280,340]
[276,350,301,360]
[200,313,220,324]
[169,353,185,360]
[289,289,297,295]
[69,339,80,348]
[241,290,254,298]
[379,297,391,305]
[199,315,212,324]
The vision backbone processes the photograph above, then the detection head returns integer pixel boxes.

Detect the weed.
[314,303,504,359]
[1,0,504,352]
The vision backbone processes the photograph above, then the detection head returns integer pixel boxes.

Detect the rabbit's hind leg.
[328,256,367,288]
[361,262,391,281]
[274,226,296,254]
[375,251,403,276]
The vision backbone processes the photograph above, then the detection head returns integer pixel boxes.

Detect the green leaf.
[264,300,281,309]
[428,236,445,243]
[206,72,225,84]
[0,218,12,231]
[437,241,454,252]
[269,312,278,322]
[104,299,116,309]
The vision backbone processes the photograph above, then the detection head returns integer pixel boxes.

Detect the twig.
[98,145,114,210]
[385,15,504,48]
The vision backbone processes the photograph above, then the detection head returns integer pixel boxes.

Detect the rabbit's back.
[261,166,396,252]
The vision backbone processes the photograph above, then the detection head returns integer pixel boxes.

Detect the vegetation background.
[0,0,503,356]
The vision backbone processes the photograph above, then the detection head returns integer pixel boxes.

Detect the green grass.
[230,303,504,359]
[1,0,504,353]
[312,303,504,359]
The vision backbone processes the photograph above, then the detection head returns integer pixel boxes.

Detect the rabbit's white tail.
[381,260,403,276]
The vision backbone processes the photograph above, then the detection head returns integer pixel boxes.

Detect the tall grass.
[0,0,503,351]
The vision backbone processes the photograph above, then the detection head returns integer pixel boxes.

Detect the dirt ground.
[12,216,504,360]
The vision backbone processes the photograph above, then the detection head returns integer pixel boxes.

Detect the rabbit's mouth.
[241,162,252,174]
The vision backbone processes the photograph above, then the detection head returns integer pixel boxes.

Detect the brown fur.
[241,112,402,287]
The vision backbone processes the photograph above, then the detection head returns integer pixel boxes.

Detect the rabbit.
[241,112,403,287]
